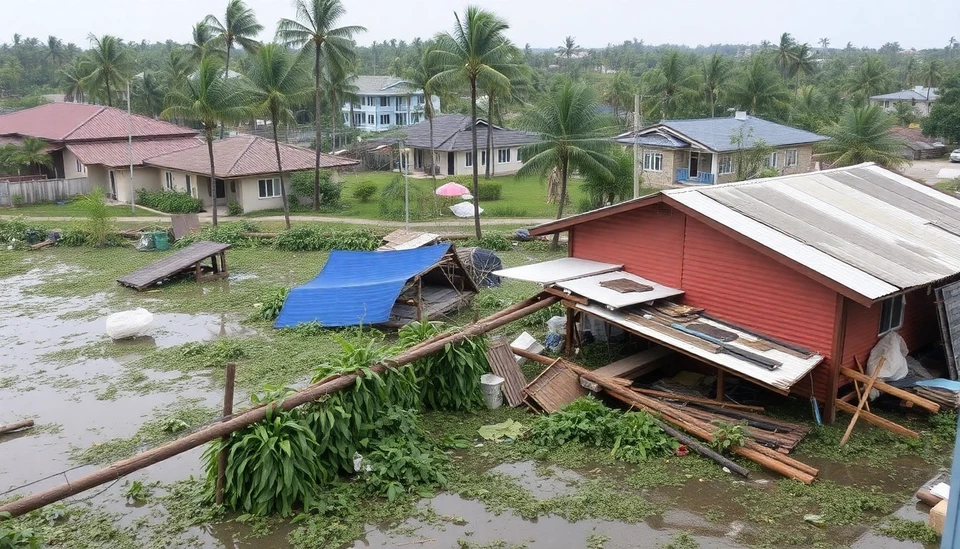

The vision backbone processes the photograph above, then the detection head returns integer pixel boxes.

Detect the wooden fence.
[0,177,93,207]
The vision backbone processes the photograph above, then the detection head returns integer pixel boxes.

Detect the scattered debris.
[485,340,526,407]
[477,419,526,442]
[522,359,587,413]
[104,308,154,340]
[0,419,35,436]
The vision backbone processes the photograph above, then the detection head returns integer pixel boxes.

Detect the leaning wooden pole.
[214,362,236,505]
[0,420,34,436]
[0,295,560,518]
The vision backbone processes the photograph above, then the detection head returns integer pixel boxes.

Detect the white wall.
[453,146,525,176]
[62,149,88,180]
[239,175,285,213]
[111,167,162,204]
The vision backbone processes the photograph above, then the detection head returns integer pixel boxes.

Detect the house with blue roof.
[613,111,828,188]
[870,85,939,116]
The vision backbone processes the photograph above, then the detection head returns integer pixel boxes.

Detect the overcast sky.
[2,0,956,51]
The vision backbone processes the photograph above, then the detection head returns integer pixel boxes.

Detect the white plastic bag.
[105,308,154,340]
[865,331,909,399]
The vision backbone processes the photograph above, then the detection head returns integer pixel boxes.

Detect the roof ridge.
[61,105,107,141]
[224,135,258,177]
[664,162,877,196]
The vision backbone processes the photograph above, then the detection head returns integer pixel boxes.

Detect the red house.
[518,163,960,422]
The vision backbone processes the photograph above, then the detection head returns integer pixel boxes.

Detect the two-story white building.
[342,76,440,132]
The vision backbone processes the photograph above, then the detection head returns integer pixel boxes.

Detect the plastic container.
[480,373,505,410]
[152,230,170,251]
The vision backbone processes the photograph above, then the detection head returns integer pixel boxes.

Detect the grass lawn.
[246,170,584,220]
[0,201,148,217]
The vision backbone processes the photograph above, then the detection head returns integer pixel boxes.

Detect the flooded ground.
[0,249,951,549]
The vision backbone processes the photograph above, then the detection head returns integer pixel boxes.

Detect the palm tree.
[205,0,263,136]
[920,59,942,101]
[276,0,365,211]
[816,105,907,169]
[891,101,917,127]
[819,37,830,58]
[59,57,89,103]
[162,57,249,227]
[556,36,579,68]
[242,44,312,230]
[728,55,789,118]
[904,57,918,87]
[481,47,527,179]
[163,48,194,91]
[187,22,219,63]
[517,80,615,250]
[602,71,633,126]
[134,71,166,117]
[45,36,66,68]
[321,63,358,153]
[405,45,442,188]
[701,53,731,117]
[846,56,891,105]
[644,50,694,119]
[80,34,133,107]
[788,43,815,94]
[775,33,796,77]
[431,6,517,239]
[15,137,53,175]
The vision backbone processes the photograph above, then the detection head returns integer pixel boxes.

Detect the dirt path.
[0,213,551,227]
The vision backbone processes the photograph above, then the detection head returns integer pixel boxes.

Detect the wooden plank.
[835,399,919,439]
[117,241,231,290]
[486,340,527,407]
[936,283,960,380]
[630,388,765,412]
[839,357,884,446]
[623,313,722,353]
[592,346,674,379]
[522,360,587,412]
[839,366,940,413]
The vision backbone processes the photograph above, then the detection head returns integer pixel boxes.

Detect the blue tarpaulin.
[274,243,452,328]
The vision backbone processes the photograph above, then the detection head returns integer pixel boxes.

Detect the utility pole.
[401,139,409,230]
[127,80,135,214]
[633,93,640,198]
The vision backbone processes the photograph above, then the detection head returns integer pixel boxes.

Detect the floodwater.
[0,264,944,549]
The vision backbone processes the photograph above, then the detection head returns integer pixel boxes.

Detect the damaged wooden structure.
[517,163,960,424]
[116,241,230,291]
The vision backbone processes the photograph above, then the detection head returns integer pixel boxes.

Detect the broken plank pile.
[670,402,811,454]
[514,347,819,484]
[913,386,960,410]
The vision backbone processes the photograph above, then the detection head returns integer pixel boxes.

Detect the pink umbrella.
[435,182,470,196]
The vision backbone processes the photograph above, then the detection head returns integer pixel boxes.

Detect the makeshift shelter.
[275,243,477,329]
[457,247,504,288]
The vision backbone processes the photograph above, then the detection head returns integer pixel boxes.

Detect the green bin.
[152,231,170,251]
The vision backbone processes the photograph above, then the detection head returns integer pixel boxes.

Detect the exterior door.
[108,171,117,199]
[214,179,226,199]
[689,152,699,178]
[447,152,455,175]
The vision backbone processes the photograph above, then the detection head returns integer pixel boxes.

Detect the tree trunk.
[710,94,716,118]
[206,128,218,227]
[272,115,291,230]
[552,158,568,250]
[313,47,321,212]
[485,92,493,179]
[105,80,112,107]
[428,106,437,215]
[470,79,481,239]
[220,43,231,139]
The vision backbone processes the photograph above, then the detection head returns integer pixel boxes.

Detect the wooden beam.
[839,366,940,413]
[835,399,919,438]
[0,419,34,436]
[839,358,883,446]
[825,294,848,424]
[716,369,725,402]
[630,388,765,412]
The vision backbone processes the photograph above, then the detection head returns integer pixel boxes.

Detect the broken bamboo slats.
[0,419,34,436]
[630,388,765,412]
[839,366,940,414]
[0,295,560,519]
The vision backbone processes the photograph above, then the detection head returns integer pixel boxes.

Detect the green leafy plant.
[362,407,449,501]
[227,200,243,216]
[77,187,116,248]
[486,205,529,217]
[0,512,39,549]
[476,181,502,200]
[174,221,263,248]
[135,188,204,213]
[877,517,939,543]
[204,403,323,516]
[0,217,34,244]
[123,480,154,503]
[10,194,23,208]
[273,227,380,252]
[257,287,290,321]
[531,396,677,463]
[351,181,377,202]
[291,170,341,207]
[710,421,747,453]
[56,228,87,247]
[466,233,512,251]
[179,340,247,368]
[397,321,488,411]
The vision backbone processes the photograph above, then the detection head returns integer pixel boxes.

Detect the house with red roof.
[0,103,358,212]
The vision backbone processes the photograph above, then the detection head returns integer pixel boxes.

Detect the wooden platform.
[382,285,475,328]
[592,346,674,380]
[117,241,231,291]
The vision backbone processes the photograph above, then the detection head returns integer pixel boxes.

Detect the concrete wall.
[62,149,88,180]
[639,149,679,189]
[872,98,933,116]
[109,167,162,203]
[714,145,816,184]
[238,175,284,213]
[442,146,526,176]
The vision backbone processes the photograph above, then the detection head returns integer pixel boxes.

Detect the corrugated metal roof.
[493,258,622,284]
[579,303,823,393]
[398,114,540,152]
[143,135,358,178]
[350,75,419,96]
[664,163,960,300]
[647,115,827,152]
[871,87,938,102]
[612,131,689,148]
[0,103,196,142]
[67,137,202,167]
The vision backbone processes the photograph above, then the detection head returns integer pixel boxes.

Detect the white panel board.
[493,258,622,284]
[556,271,684,308]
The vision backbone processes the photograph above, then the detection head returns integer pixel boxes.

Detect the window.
[517,148,524,163]
[643,151,663,172]
[718,155,733,174]
[367,114,374,125]
[380,96,390,107]
[481,150,487,166]
[465,152,473,167]
[764,152,778,168]
[879,295,905,335]
[883,100,890,108]
[165,172,174,190]
[497,148,511,163]
[76,158,85,173]
[185,175,191,195]
[380,114,390,126]
[257,178,282,199]
[785,149,798,168]
[230,181,236,193]
[364,96,376,107]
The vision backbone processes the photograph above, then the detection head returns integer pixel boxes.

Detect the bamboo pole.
[630,388,765,412]
[839,366,940,414]
[0,419,34,436]
[0,295,560,518]
[835,400,919,438]
[839,358,884,446]
[214,363,236,505]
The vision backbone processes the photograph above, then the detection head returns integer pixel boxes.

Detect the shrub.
[227,201,243,216]
[397,321,488,411]
[477,181,502,201]
[174,221,263,248]
[257,287,289,321]
[57,228,87,247]
[363,407,448,501]
[273,227,380,252]
[135,189,204,213]
[77,188,115,248]
[0,217,34,244]
[0,511,40,548]
[466,233,512,251]
[290,170,341,206]
[352,181,377,202]
[10,194,23,208]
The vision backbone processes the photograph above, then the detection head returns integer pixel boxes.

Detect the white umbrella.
[450,201,483,218]
[461,193,474,200]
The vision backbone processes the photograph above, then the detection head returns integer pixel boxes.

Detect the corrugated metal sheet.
[493,258,621,284]
[571,207,686,287]
[556,270,684,308]
[67,138,202,167]
[578,303,824,392]
[0,103,196,142]
[144,135,358,178]
[664,164,960,300]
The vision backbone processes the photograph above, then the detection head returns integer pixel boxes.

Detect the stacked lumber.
[914,386,960,410]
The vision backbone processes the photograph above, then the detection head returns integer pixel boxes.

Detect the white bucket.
[480,373,505,410]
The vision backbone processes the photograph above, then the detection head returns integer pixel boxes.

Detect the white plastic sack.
[546,315,567,334]
[511,331,544,364]
[866,331,909,399]
[105,308,154,340]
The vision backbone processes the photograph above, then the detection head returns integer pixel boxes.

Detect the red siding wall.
[842,287,939,371]
[570,205,686,287]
